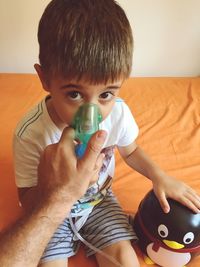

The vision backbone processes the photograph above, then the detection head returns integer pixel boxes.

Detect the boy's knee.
[98,240,140,267]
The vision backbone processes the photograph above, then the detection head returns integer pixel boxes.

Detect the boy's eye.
[66,91,82,100]
[99,92,114,100]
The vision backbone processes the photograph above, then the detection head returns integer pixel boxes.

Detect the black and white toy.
[133,190,200,267]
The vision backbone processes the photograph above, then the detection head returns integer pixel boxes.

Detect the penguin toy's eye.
[158,224,169,238]
[183,232,194,244]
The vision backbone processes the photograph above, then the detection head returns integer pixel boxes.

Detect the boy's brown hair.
[38,0,133,83]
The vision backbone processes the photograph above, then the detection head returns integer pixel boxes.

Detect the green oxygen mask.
[72,103,102,158]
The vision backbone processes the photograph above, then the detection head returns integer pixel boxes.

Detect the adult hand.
[0,127,106,267]
[37,127,107,220]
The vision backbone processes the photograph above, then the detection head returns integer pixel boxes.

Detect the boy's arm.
[118,142,164,180]
[13,134,43,213]
[118,142,200,213]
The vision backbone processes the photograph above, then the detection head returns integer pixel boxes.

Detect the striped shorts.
[40,190,137,263]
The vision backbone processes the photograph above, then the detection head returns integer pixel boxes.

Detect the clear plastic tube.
[69,215,123,267]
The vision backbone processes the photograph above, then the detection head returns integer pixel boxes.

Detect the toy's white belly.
[147,243,191,267]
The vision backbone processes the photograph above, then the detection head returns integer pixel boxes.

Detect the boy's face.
[37,68,123,129]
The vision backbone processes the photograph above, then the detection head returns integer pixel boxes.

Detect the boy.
[13,0,200,267]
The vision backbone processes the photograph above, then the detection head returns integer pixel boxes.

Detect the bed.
[0,74,199,266]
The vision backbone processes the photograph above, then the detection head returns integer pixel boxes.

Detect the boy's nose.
[84,99,100,109]
[81,102,102,119]
[85,98,98,105]
[73,102,102,133]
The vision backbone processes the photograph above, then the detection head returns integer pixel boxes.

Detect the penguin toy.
[132,190,200,267]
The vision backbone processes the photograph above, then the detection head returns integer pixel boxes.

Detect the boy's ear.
[34,64,50,92]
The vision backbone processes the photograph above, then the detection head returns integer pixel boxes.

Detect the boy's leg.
[95,240,140,267]
[38,259,67,267]
[81,190,138,265]
[39,218,80,265]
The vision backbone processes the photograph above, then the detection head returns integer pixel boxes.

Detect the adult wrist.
[34,194,75,225]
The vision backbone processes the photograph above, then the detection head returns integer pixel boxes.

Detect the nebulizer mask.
[72,103,102,157]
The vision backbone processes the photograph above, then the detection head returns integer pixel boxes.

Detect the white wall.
[0,0,200,77]
[119,0,200,76]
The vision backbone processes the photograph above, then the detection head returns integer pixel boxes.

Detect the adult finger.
[58,127,76,159]
[80,130,107,170]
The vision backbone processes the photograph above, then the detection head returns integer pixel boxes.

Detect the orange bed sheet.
[0,74,200,266]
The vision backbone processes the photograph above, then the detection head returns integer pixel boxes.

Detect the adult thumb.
[81,130,107,169]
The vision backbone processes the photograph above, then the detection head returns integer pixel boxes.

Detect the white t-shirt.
[13,97,139,208]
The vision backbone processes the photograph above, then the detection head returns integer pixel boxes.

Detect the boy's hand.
[152,174,200,213]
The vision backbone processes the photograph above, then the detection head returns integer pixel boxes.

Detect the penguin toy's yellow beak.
[163,240,185,250]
